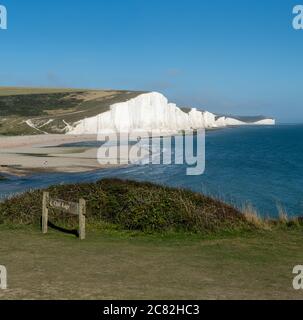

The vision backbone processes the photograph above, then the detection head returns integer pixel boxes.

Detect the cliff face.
[0,89,275,136]
[67,92,275,134]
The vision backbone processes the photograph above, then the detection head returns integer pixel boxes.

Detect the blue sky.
[0,0,302,122]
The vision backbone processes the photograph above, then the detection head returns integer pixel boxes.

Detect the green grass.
[0,87,145,135]
[0,92,85,117]
[0,225,303,299]
[0,87,82,96]
[1,179,303,299]
[0,178,252,233]
[1,178,301,232]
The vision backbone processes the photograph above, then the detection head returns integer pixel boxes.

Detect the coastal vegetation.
[0,179,247,232]
[1,224,302,299]
[0,179,301,233]
[1,179,303,299]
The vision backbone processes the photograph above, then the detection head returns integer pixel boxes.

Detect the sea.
[1,124,303,218]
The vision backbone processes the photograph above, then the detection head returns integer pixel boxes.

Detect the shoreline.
[0,134,122,176]
[0,130,202,177]
[0,126,276,177]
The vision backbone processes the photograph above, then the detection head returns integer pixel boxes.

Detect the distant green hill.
[0,87,144,135]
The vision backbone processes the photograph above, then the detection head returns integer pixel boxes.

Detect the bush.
[0,179,249,233]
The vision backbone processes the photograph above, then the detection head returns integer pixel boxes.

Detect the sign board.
[49,198,79,215]
[42,192,86,240]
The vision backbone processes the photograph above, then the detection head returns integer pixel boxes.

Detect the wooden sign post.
[78,198,86,240]
[42,192,86,240]
[42,192,49,234]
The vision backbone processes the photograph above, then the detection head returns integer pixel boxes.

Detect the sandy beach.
[0,134,122,176]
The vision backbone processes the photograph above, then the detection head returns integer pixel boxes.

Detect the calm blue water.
[1,125,303,217]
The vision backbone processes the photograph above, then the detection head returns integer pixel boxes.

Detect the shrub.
[0,179,249,233]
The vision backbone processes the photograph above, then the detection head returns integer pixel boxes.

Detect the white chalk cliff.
[67,92,275,135]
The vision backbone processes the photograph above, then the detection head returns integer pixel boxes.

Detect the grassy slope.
[0,87,144,135]
[0,179,250,233]
[0,87,82,96]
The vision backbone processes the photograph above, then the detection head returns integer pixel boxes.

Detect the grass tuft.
[277,204,289,225]
[242,203,271,230]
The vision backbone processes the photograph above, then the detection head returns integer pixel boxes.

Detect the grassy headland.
[0,178,300,232]
[1,179,302,299]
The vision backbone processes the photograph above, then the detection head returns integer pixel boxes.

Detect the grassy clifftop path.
[1,179,302,299]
